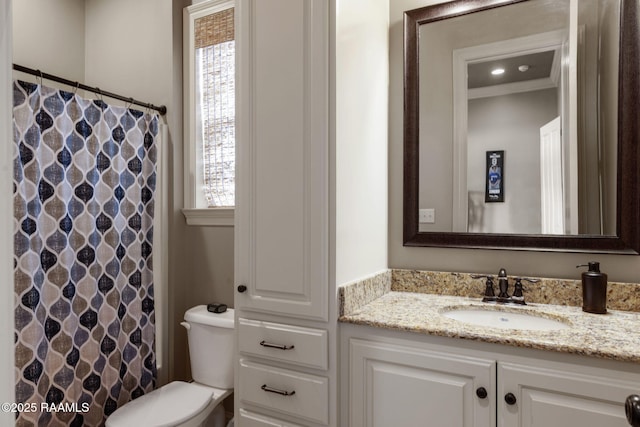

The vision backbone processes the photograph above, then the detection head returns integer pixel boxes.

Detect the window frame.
[183,0,235,226]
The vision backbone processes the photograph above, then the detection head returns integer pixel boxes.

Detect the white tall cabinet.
[234,0,329,321]
[234,0,389,424]
[234,0,332,425]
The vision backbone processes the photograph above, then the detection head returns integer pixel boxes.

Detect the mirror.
[403,0,640,253]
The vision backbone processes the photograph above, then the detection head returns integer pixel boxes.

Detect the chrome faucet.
[472,268,539,305]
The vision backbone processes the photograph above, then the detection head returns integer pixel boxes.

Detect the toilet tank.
[183,305,235,389]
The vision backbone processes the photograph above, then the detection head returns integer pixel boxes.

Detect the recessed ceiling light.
[518,65,530,72]
[491,68,505,76]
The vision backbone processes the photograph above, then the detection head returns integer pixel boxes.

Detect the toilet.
[106,305,235,427]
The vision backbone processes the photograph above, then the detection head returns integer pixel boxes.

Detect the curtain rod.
[12,64,167,116]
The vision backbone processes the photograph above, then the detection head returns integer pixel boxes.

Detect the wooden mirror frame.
[403,0,640,253]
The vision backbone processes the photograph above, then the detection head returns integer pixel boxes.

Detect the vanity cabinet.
[344,326,640,427]
[349,339,495,427]
[499,362,635,427]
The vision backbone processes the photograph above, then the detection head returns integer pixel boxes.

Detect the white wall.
[1,1,16,422]
[389,0,640,282]
[335,0,389,285]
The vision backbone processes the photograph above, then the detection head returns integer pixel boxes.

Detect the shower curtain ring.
[36,69,43,86]
[95,88,105,109]
[126,97,134,110]
[73,81,80,95]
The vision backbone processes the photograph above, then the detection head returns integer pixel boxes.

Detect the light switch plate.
[419,208,435,224]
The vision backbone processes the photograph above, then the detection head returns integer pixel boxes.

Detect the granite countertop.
[339,291,640,363]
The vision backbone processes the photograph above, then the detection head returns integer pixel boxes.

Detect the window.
[196,7,235,208]
[183,0,235,226]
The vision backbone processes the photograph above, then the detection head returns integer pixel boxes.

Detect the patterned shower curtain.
[12,80,158,427]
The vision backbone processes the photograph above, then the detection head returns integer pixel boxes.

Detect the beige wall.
[13,0,85,83]
[12,0,236,386]
[389,0,640,282]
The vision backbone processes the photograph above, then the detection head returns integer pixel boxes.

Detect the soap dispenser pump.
[576,262,607,314]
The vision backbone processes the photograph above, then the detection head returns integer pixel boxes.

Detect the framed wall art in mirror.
[403,0,640,253]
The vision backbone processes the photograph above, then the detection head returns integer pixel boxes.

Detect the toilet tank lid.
[184,305,234,328]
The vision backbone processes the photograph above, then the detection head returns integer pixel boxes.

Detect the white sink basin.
[441,307,571,331]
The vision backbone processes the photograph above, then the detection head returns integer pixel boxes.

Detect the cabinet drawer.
[238,318,328,370]
[238,408,304,427]
[239,359,329,425]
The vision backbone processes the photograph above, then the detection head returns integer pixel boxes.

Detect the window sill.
[182,208,234,227]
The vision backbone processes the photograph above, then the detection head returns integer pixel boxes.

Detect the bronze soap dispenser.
[576,262,607,314]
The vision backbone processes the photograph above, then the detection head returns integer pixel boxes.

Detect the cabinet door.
[235,0,329,321]
[349,339,495,427]
[499,362,637,427]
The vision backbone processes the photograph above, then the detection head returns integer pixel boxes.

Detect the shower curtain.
[12,80,158,427]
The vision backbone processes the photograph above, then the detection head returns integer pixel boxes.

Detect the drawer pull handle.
[261,384,296,396]
[260,340,295,350]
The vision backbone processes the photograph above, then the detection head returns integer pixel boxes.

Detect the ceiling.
[468,50,556,89]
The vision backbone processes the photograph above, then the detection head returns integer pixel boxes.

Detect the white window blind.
[195,8,235,208]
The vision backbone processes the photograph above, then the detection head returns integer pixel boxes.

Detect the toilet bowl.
[106,306,234,427]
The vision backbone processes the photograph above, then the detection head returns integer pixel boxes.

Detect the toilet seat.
[105,381,231,427]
